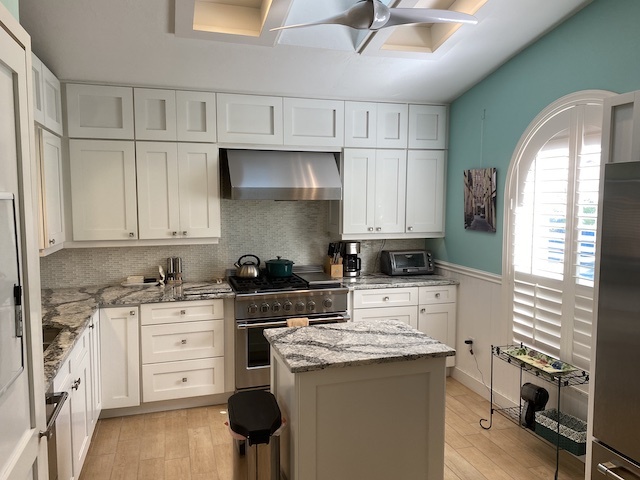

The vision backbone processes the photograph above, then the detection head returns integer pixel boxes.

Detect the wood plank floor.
[80,377,585,479]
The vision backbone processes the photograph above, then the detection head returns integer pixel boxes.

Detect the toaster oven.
[380,250,434,276]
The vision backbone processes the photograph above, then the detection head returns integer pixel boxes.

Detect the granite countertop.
[42,281,233,390]
[342,273,458,289]
[264,320,455,374]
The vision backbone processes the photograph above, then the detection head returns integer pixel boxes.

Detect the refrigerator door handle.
[598,462,640,480]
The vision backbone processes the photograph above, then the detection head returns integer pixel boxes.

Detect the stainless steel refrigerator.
[592,161,640,478]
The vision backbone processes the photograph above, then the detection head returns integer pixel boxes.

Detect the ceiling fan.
[270,0,478,32]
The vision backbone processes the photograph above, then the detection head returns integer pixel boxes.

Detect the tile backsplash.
[40,200,426,288]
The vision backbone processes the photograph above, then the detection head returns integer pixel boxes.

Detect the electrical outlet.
[464,338,474,354]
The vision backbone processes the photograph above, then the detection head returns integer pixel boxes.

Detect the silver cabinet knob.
[182,231,187,236]
[181,339,187,345]
[180,310,186,315]
[89,323,95,329]
[129,310,136,316]
[49,239,56,245]
[435,293,441,298]
[383,296,390,302]
[72,378,81,390]
[420,308,426,314]
[182,377,187,383]
[129,232,135,238]
[376,227,381,231]
[368,227,374,232]
[172,231,178,236]
[408,226,413,231]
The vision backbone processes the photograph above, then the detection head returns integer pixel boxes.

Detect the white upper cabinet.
[177,143,221,239]
[405,150,446,236]
[176,90,217,142]
[377,103,408,148]
[134,88,178,141]
[32,54,63,135]
[602,91,640,164]
[217,93,283,145]
[344,101,377,148]
[38,129,66,251]
[408,105,447,149]
[135,142,180,239]
[284,97,344,147]
[31,54,44,125]
[136,142,221,240]
[66,84,135,139]
[342,148,406,235]
[70,140,138,241]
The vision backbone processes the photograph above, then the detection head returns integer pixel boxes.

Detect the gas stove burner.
[228,274,308,294]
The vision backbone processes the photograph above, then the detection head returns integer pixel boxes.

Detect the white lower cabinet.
[352,285,457,366]
[352,287,418,328]
[52,324,97,479]
[100,307,140,409]
[140,300,225,403]
[417,286,457,367]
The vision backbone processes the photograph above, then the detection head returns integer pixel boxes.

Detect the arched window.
[503,91,614,371]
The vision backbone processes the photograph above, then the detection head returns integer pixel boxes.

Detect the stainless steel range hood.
[221,149,342,200]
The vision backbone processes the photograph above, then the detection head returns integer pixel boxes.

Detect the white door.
[374,149,406,234]
[69,140,138,241]
[136,141,180,239]
[405,150,445,235]
[177,143,221,238]
[40,131,65,247]
[100,308,140,409]
[342,149,376,235]
[0,10,47,480]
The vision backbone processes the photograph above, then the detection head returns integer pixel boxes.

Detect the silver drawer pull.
[435,293,441,298]
[181,339,187,345]
[597,462,638,480]
[182,377,188,383]
[49,239,56,245]
[72,378,81,391]
[180,310,186,315]
[40,392,68,440]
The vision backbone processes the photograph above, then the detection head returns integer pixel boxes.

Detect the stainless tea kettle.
[234,254,261,278]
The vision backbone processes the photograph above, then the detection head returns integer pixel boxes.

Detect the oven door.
[234,313,349,391]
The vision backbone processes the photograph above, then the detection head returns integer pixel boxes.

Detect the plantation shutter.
[510,101,603,372]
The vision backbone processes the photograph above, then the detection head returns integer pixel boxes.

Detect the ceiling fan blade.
[386,8,478,28]
[271,1,375,32]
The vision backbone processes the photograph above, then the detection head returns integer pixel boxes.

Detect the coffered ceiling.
[19,0,592,103]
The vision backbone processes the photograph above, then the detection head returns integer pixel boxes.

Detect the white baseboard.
[451,367,516,410]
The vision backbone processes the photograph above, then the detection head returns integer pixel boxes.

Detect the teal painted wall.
[1,0,18,19]
[427,0,640,275]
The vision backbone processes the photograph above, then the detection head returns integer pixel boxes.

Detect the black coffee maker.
[343,241,361,277]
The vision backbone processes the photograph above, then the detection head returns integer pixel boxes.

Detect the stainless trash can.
[228,390,282,480]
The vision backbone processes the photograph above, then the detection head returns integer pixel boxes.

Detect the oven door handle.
[236,314,350,330]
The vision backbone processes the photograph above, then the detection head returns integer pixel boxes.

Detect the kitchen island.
[265,320,455,480]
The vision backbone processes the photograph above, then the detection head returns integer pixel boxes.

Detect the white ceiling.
[19,0,591,103]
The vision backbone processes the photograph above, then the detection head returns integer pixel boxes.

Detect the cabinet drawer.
[353,306,417,329]
[418,286,456,305]
[140,300,223,325]
[142,357,224,402]
[141,320,223,364]
[353,287,418,308]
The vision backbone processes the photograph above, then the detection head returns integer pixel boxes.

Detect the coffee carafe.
[343,241,362,277]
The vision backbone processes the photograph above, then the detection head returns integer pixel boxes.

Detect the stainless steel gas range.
[229,272,349,391]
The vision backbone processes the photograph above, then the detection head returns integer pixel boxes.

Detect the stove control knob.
[323,298,333,308]
[260,303,270,313]
[283,301,293,312]
[248,303,258,314]
[272,302,282,313]
[295,302,306,313]
[307,301,316,312]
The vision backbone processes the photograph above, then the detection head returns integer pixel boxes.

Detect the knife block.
[324,257,343,278]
